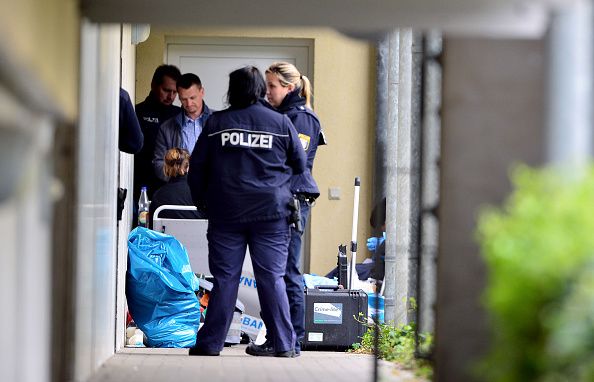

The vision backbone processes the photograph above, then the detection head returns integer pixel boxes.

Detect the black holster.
[288,195,303,232]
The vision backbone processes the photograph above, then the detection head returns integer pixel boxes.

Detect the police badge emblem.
[298,133,311,150]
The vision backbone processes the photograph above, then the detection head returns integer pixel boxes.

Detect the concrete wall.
[436,37,546,381]
[136,26,377,274]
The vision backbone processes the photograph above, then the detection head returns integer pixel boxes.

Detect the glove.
[366,237,378,251]
[366,233,385,251]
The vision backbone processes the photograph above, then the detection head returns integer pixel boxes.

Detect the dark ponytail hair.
[226,66,266,109]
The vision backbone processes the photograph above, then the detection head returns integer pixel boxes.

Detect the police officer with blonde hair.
[247,61,326,356]
[188,66,306,358]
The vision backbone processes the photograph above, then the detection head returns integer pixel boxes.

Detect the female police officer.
[245,62,326,356]
[187,66,306,357]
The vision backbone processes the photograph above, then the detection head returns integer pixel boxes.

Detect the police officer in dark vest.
[188,66,306,357]
[134,65,182,203]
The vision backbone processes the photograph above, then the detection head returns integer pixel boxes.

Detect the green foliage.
[477,165,594,382]
[351,309,433,379]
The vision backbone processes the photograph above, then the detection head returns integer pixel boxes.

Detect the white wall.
[73,20,121,381]
[116,23,137,352]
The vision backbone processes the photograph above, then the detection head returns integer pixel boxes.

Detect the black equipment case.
[302,286,368,350]
[302,177,368,351]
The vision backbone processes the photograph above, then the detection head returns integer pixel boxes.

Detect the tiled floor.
[88,344,425,382]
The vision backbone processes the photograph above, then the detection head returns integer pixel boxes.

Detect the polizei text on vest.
[221,131,273,149]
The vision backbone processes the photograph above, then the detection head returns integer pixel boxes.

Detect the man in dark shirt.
[134,64,182,203]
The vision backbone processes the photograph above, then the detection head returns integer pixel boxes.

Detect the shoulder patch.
[298,133,311,150]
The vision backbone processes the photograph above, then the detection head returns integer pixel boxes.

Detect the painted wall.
[136,26,377,275]
[73,21,122,381]
[0,2,79,382]
[0,1,79,121]
[117,24,137,352]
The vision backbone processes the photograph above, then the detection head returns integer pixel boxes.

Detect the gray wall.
[436,38,546,381]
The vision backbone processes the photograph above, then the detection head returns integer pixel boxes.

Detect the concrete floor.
[88,344,426,382]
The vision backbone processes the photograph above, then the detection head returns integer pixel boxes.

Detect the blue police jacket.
[187,100,306,224]
[275,90,326,199]
[134,93,181,200]
[119,88,144,154]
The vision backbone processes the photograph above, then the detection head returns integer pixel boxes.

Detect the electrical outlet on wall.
[328,187,341,200]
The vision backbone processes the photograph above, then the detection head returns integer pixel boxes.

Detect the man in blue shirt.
[153,73,212,182]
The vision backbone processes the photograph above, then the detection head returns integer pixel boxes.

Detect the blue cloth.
[303,273,338,289]
[285,201,310,347]
[366,232,386,251]
[126,227,201,348]
[195,219,295,353]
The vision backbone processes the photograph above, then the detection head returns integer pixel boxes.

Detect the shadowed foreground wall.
[436,38,546,381]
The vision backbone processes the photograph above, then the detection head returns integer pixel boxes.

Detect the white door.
[166,37,313,110]
[166,37,314,335]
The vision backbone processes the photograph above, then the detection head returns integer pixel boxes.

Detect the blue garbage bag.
[126,227,201,348]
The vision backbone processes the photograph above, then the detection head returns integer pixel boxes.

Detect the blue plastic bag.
[366,293,385,324]
[126,227,201,348]
[303,273,338,289]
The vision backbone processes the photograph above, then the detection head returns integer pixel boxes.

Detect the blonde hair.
[163,147,190,178]
[266,62,313,109]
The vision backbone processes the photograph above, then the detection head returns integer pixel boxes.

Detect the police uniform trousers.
[195,218,296,353]
[284,201,311,350]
